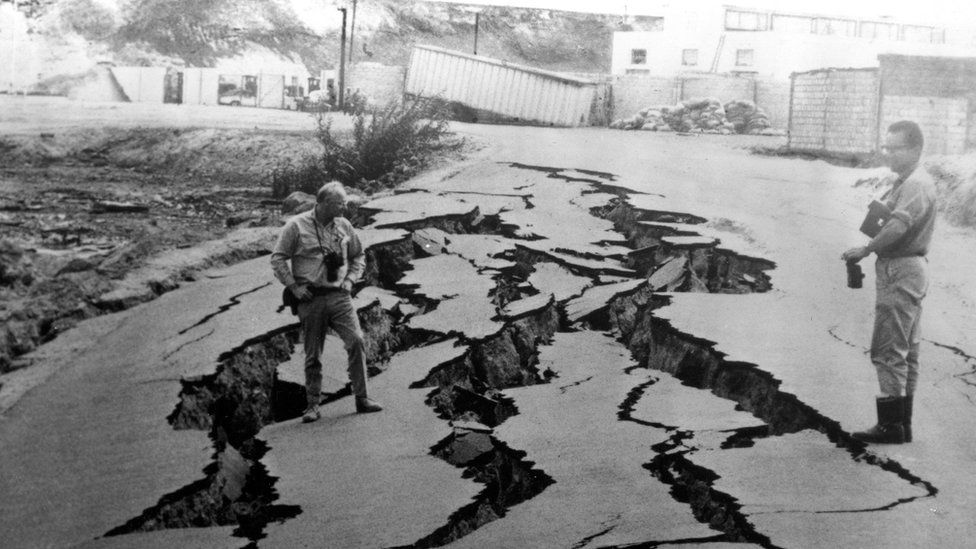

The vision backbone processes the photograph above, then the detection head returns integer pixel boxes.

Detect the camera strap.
[312,218,340,257]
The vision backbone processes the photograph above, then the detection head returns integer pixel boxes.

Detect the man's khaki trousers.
[871,256,928,397]
[298,290,367,408]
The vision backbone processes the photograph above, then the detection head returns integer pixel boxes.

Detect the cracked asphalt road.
[2,122,976,548]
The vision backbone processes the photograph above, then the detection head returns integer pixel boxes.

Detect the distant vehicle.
[218,87,257,107]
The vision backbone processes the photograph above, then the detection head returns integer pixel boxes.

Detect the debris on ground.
[610,97,783,136]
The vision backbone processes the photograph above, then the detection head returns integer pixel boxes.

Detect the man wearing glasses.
[842,120,936,444]
[271,181,383,422]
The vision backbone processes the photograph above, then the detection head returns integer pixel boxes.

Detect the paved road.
[2,123,975,548]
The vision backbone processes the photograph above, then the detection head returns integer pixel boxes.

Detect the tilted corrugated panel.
[406,45,597,127]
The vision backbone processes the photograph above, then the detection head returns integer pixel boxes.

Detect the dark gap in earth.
[391,438,554,549]
[618,378,777,547]
[599,289,938,542]
[510,164,938,544]
[107,209,575,544]
[104,225,464,541]
[601,533,729,548]
[398,302,562,547]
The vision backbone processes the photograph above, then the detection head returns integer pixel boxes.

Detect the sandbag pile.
[671,97,734,133]
[723,100,770,134]
[610,97,777,135]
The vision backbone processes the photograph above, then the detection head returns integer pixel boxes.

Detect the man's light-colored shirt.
[270,210,366,288]
[878,167,937,258]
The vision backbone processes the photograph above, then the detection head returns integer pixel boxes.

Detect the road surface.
[2,121,975,549]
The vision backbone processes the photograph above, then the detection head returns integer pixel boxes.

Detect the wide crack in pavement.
[102,162,937,547]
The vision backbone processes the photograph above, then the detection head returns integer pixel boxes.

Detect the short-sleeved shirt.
[877,167,937,259]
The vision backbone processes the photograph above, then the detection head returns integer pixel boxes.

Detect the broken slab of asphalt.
[4,126,976,548]
[0,159,773,548]
[0,257,293,548]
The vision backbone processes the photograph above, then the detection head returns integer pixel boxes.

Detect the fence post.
[875,67,885,154]
[787,73,795,148]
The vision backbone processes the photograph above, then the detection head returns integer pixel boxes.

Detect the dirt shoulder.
[0,95,473,375]
[0,127,305,372]
[0,98,337,372]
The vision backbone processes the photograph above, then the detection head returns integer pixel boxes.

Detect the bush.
[271,96,456,198]
[60,0,118,39]
[270,158,331,199]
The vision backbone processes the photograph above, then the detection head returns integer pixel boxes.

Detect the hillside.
[15,0,662,92]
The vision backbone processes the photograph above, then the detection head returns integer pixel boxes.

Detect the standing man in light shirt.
[843,120,936,444]
[271,181,382,422]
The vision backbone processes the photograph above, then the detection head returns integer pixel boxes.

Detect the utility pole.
[349,0,358,64]
[474,12,480,55]
[338,7,347,110]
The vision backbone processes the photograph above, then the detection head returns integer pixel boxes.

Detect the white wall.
[183,68,220,106]
[612,6,976,80]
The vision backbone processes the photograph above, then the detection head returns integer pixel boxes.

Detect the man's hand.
[842,246,870,263]
[289,283,312,301]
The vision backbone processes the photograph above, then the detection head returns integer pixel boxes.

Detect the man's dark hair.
[888,120,924,150]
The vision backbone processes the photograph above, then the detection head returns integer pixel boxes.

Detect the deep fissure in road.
[104,209,570,544]
[399,302,561,548]
[103,162,934,547]
[512,163,936,548]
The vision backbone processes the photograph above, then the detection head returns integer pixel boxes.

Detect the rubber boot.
[903,394,913,443]
[852,396,905,444]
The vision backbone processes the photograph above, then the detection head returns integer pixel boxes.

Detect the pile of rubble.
[610,98,778,135]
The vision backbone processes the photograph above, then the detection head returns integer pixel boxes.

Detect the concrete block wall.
[788,71,830,151]
[611,75,678,119]
[879,55,975,154]
[347,63,406,107]
[680,76,754,104]
[789,69,879,154]
[880,54,976,98]
[611,74,791,127]
[882,95,968,155]
[756,80,791,129]
[823,70,880,153]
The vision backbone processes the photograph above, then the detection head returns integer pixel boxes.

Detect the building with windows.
[611,4,976,79]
